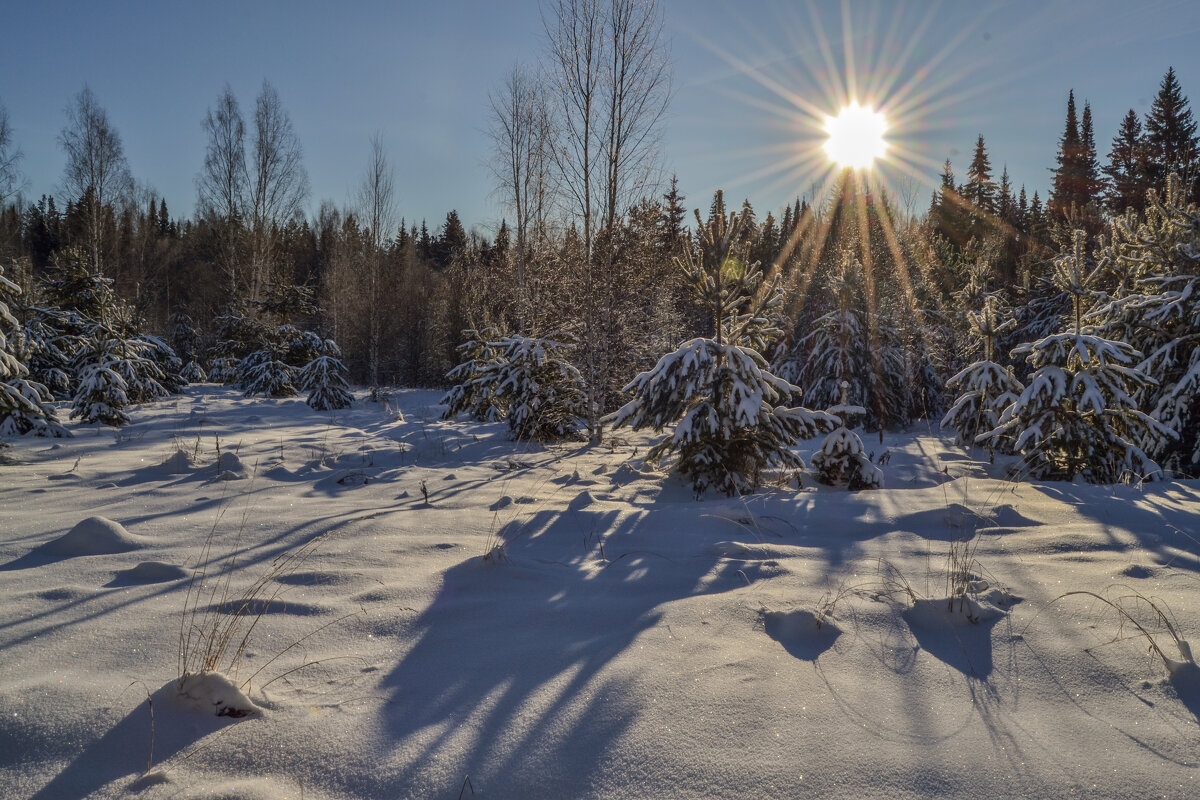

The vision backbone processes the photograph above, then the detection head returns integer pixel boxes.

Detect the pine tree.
[607,209,835,496]
[1103,109,1149,214]
[1143,67,1200,197]
[979,231,1171,481]
[941,295,1023,454]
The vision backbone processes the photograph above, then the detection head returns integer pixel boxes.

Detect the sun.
[823,102,889,169]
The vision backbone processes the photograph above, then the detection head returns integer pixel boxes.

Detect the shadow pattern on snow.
[378,502,777,797]
[763,609,841,661]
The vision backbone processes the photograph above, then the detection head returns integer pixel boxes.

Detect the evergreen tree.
[70,335,132,427]
[607,209,835,496]
[1143,67,1200,197]
[811,380,882,489]
[487,332,586,441]
[1,265,68,442]
[941,295,1023,454]
[1103,109,1149,214]
[238,345,297,398]
[1078,102,1103,208]
[780,251,907,430]
[979,231,1171,481]
[300,354,353,411]
[441,327,507,422]
[1050,90,1084,219]
[963,134,996,216]
[1090,174,1200,474]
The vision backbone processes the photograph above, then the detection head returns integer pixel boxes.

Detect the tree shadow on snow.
[1031,482,1200,574]
[378,501,777,797]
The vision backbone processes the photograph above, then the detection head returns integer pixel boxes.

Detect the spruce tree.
[811,380,882,489]
[441,327,507,422]
[1050,90,1084,219]
[941,295,1023,455]
[607,209,835,496]
[1103,109,1149,214]
[964,134,996,216]
[979,231,1170,482]
[1143,67,1199,197]
[1,265,67,442]
[1090,174,1200,474]
[300,354,353,411]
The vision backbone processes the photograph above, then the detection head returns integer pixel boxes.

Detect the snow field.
[1,385,1199,798]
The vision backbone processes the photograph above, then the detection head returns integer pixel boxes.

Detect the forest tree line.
[1,0,1198,479]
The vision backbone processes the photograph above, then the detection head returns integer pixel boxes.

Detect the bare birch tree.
[196,85,248,300]
[354,133,397,386]
[248,81,309,302]
[0,101,27,205]
[543,0,670,437]
[487,63,557,332]
[59,86,133,274]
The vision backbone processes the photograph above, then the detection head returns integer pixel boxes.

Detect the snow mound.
[43,517,146,556]
[175,671,259,717]
[213,451,248,477]
[568,489,595,510]
[156,448,195,475]
[108,560,188,585]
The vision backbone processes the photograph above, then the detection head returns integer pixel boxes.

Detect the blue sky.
[3,0,1199,235]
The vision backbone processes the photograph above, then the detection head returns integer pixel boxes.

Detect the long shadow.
[26,680,252,800]
[1033,481,1200,574]
[378,499,776,796]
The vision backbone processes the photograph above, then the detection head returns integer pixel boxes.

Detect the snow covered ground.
[2,384,1199,799]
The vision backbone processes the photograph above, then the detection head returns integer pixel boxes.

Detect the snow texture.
[2,385,1200,799]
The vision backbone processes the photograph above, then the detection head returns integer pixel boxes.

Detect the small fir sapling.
[941,294,1024,456]
[71,336,133,427]
[811,380,883,489]
[1,265,68,442]
[180,360,208,383]
[978,231,1174,482]
[300,353,353,410]
[441,327,506,421]
[487,332,587,441]
[607,208,836,496]
[239,347,298,398]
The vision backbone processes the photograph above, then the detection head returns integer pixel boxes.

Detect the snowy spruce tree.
[1090,175,1200,475]
[441,327,506,422]
[811,381,882,489]
[607,209,836,496]
[941,294,1024,455]
[485,332,586,441]
[979,231,1172,482]
[71,335,132,427]
[1,265,69,442]
[299,340,353,411]
[239,346,298,398]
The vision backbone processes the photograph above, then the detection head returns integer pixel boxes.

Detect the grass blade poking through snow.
[176,474,344,715]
